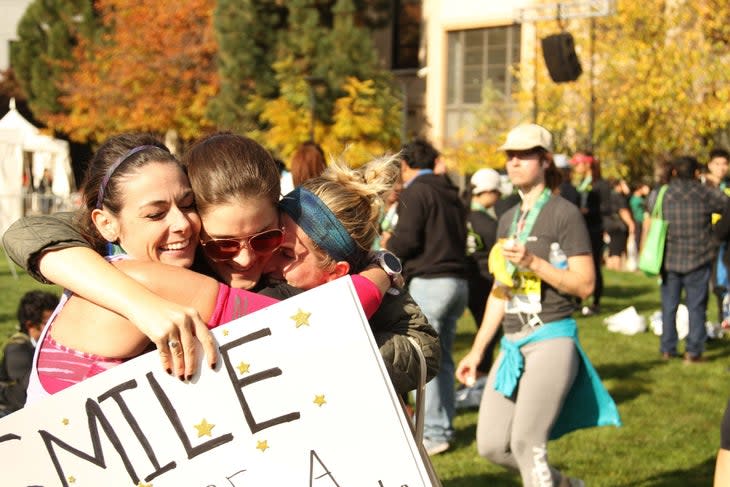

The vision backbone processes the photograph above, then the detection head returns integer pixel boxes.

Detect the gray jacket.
[3,211,87,283]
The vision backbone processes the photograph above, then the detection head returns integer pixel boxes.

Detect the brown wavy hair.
[76,133,176,252]
[182,132,281,216]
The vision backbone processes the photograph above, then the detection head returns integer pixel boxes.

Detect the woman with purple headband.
[21,133,222,402]
[75,153,439,393]
[4,133,439,397]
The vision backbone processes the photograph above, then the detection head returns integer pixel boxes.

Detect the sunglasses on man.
[200,228,284,261]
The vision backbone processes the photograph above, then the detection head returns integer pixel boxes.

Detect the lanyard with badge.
[503,188,552,323]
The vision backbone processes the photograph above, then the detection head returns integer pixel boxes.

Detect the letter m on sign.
[39,398,142,487]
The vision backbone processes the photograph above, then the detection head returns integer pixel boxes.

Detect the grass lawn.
[0,249,726,486]
[0,249,61,348]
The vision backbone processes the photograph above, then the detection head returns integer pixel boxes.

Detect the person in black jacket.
[385,138,468,455]
[0,290,58,416]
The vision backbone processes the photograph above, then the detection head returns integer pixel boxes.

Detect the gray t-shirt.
[497,195,592,333]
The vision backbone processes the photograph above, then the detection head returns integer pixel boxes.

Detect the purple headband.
[95,145,158,209]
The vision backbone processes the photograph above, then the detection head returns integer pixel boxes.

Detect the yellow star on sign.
[222,329,230,336]
[313,394,327,407]
[62,418,69,425]
[291,309,311,328]
[67,476,76,484]
[256,439,269,452]
[194,419,215,437]
[237,362,250,375]
[138,482,153,487]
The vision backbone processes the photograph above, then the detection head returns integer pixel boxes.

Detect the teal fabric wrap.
[279,187,365,269]
[494,317,622,439]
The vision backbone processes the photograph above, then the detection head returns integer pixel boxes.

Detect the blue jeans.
[409,276,468,443]
[660,264,710,357]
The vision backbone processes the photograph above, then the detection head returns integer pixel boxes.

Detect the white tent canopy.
[0,98,75,234]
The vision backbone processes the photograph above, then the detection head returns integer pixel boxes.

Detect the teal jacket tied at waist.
[495,317,622,439]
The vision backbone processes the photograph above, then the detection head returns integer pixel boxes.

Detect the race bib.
[505,270,542,315]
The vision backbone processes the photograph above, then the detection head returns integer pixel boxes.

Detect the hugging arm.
[54,261,276,371]
[2,212,217,377]
[2,211,88,282]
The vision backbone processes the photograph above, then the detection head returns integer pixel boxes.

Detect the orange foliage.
[47,0,218,142]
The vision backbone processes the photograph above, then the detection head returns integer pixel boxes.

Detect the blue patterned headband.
[279,187,365,269]
[95,145,159,209]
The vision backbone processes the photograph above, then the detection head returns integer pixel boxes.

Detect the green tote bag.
[638,185,669,276]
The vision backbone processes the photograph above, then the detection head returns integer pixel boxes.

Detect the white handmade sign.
[0,278,433,486]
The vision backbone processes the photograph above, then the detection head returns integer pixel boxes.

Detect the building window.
[392,0,421,70]
[445,25,521,141]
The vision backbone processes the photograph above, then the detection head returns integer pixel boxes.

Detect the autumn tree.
[443,1,729,180]
[322,76,402,165]
[209,0,392,132]
[0,69,26,103]
[252,0,402,165]
[533,0,730,180]
[12,0,95,120]
[47,0,218,144]
[208,0,399,163]
[208,0,285,133]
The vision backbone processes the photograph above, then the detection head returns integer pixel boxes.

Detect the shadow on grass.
[600,299,660,317]
[442,472,521,487]
[706,339,730,361]
[451,418,477,451]
[616,455,715,487]
[593,359,657,404]
[601,280,660,315]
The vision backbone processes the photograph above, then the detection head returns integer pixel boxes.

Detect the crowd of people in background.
[2,121,730,486]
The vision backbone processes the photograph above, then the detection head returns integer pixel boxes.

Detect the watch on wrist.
[373,250,403,292]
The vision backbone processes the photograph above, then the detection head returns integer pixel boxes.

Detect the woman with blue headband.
[90,154,439,393]
[18,136,395,403]
[260,155,440,391]
[5,137,438,397]
[4,134,387,379]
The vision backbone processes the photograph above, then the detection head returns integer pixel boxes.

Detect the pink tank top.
[26,273,382,404]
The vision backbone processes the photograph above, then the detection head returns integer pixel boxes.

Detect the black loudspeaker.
[541,32,582,83]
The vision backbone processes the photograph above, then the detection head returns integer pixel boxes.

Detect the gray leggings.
[476,335,579,486]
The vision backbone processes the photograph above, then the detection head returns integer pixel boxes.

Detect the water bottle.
[549,242,568,269]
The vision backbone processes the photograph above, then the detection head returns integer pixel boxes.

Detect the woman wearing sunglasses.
[5,134,388,375]
[100,154,439,394]
[5,134,437,395]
